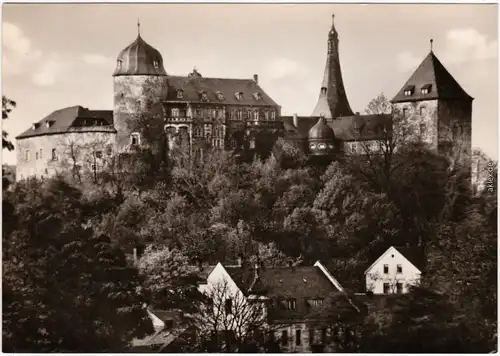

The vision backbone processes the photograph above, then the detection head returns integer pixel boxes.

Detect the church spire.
[312,14,354,119]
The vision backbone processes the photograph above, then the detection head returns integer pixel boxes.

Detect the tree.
[193,278,281,352]
[2,178,153,352]
[2,95,16,151]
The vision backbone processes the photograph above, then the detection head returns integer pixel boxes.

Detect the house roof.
[364,245,425,274]
[281,114,391,142]
[391,51,473,103]
[16,106,116,139]
[164,75,279,107]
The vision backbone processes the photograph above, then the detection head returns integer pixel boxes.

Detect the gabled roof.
[281,114,391,142]
[364,245,424,274]
[391,51,473,103]
[164,75,279,107]
[16,106,116,139]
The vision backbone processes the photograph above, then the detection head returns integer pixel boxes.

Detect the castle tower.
[113,22,169,151]
[312,14,354,120]
[391,40,473,160]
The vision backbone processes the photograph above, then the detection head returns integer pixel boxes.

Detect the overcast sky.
[2,3,498,164]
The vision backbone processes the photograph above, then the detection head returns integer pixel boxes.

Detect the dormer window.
[200,91,209,102]
[45,120,55,128]
[177,89,184,99]
[153,60,159,69]
[216,91,224,101]
[234,92,243,101]
[421,84,432,95]
[117,60,122,70]
[253,92,261,100]
[404,85,415,96]
[32,122,40,130]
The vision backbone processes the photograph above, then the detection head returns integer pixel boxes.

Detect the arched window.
[130,132,141,146]
[194,126,203,138]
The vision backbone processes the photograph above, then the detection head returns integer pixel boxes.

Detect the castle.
[15,14,473,181]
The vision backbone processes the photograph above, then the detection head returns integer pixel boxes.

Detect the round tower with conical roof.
[113,22,169,151]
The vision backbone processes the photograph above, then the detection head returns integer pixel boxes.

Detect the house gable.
[313,260,345,292]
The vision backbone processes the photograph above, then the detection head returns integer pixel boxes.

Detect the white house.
[364,246,423,295]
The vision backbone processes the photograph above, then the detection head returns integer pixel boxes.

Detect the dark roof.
[393,246,425,270]
[281,114,391,142]
[391,51,473,103]
[308,116,335,141]
[164,75,279,107]
[114,34,167,77]
[16,106,116,139]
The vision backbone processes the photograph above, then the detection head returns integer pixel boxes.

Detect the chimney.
[253,74,258,84]
[133,248,138,266]
[293,113,299,128]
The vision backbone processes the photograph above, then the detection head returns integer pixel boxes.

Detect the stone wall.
[113,75,169,150]
[437,99,473,159]
[16,131,116,181]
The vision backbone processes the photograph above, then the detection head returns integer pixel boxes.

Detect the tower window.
[404,85,415,96]
[117,60,122,70]
[153,60,159,69]
[52,148,57,161]
[420,106,427,116]
[403,108,409,118]
[130,132,141,146]
[420,123,427,136]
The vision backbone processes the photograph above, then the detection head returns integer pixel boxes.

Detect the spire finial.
[137,18,141,36]
[430,38,434,52]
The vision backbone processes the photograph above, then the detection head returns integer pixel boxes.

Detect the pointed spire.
[430,38,434,52]
[137,18,141,37]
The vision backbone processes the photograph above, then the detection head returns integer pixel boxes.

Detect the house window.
[25,150,30,161]
[295,329,301,346]
[281,330,288,345]
[420,106,427,116]
[287,299,296,310]
[177,90,183,99]
[130,132,140,146]
[171,108,180,117]
[421,84,432,95]
[309,298,323,307]
[212,109,217,119]
[383,264,389,274]
[225,298,233,315]
[201,92,209,102]
[51,149,57,161]
[420,123,427,136]
[397,264,403,274]
[153,60,159,69]
[396,282,403,294]
[247,110,252,120]
[383,283,390,294]
[404,90,412,96]
[404,85,414,96]
[271,111,276,120]
[403,108,409,118]
[95,151,103,159]
[237,110,243,120]
[193,126,203,138]
[264,111,269,120]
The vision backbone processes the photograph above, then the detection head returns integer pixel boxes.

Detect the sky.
[2,3,498,164]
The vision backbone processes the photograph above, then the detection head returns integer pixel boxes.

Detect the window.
[420,123,427,136]
[452,124,460,139]
[253,92,261,100]
[253,111,259,120]
[420,106,427,116]
[52,149,57,161]
[287,299,296,310]
[237,109,243,120]
[404,90,412,96]
[281,330,288,345]
[383,264,389,274]
[25,150,30,161]
[117,60,122,70]
[201,92,209,102]
[130,132,140,146]
[177,90,183,99]
[212,109,217,119]
[264,111,269,120]
[216,91,224,101]
[36,151,39,160]
[225,298,233,314]
[194,126,203,138]
[397,264,402,273]
[271,111,276,120]
[153,60,159,69]
[383,283,390,294]
[39,149,43,159]
[235,92,243,100]
[171,108,180,117]
[421,84,432,94]
[247,110,252,120]
[403,108,409,118]
[95,151,103,159]
[396,282,403,294]
[309,298,323,307]
[295,329,301,346]
[404,85,414,96]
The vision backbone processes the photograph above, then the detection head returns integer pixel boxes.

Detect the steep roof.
[164,75,279,107]
[16,106,116,139]
[281,114,391,142]
[364,245,425,274]
[391,51,473,103]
